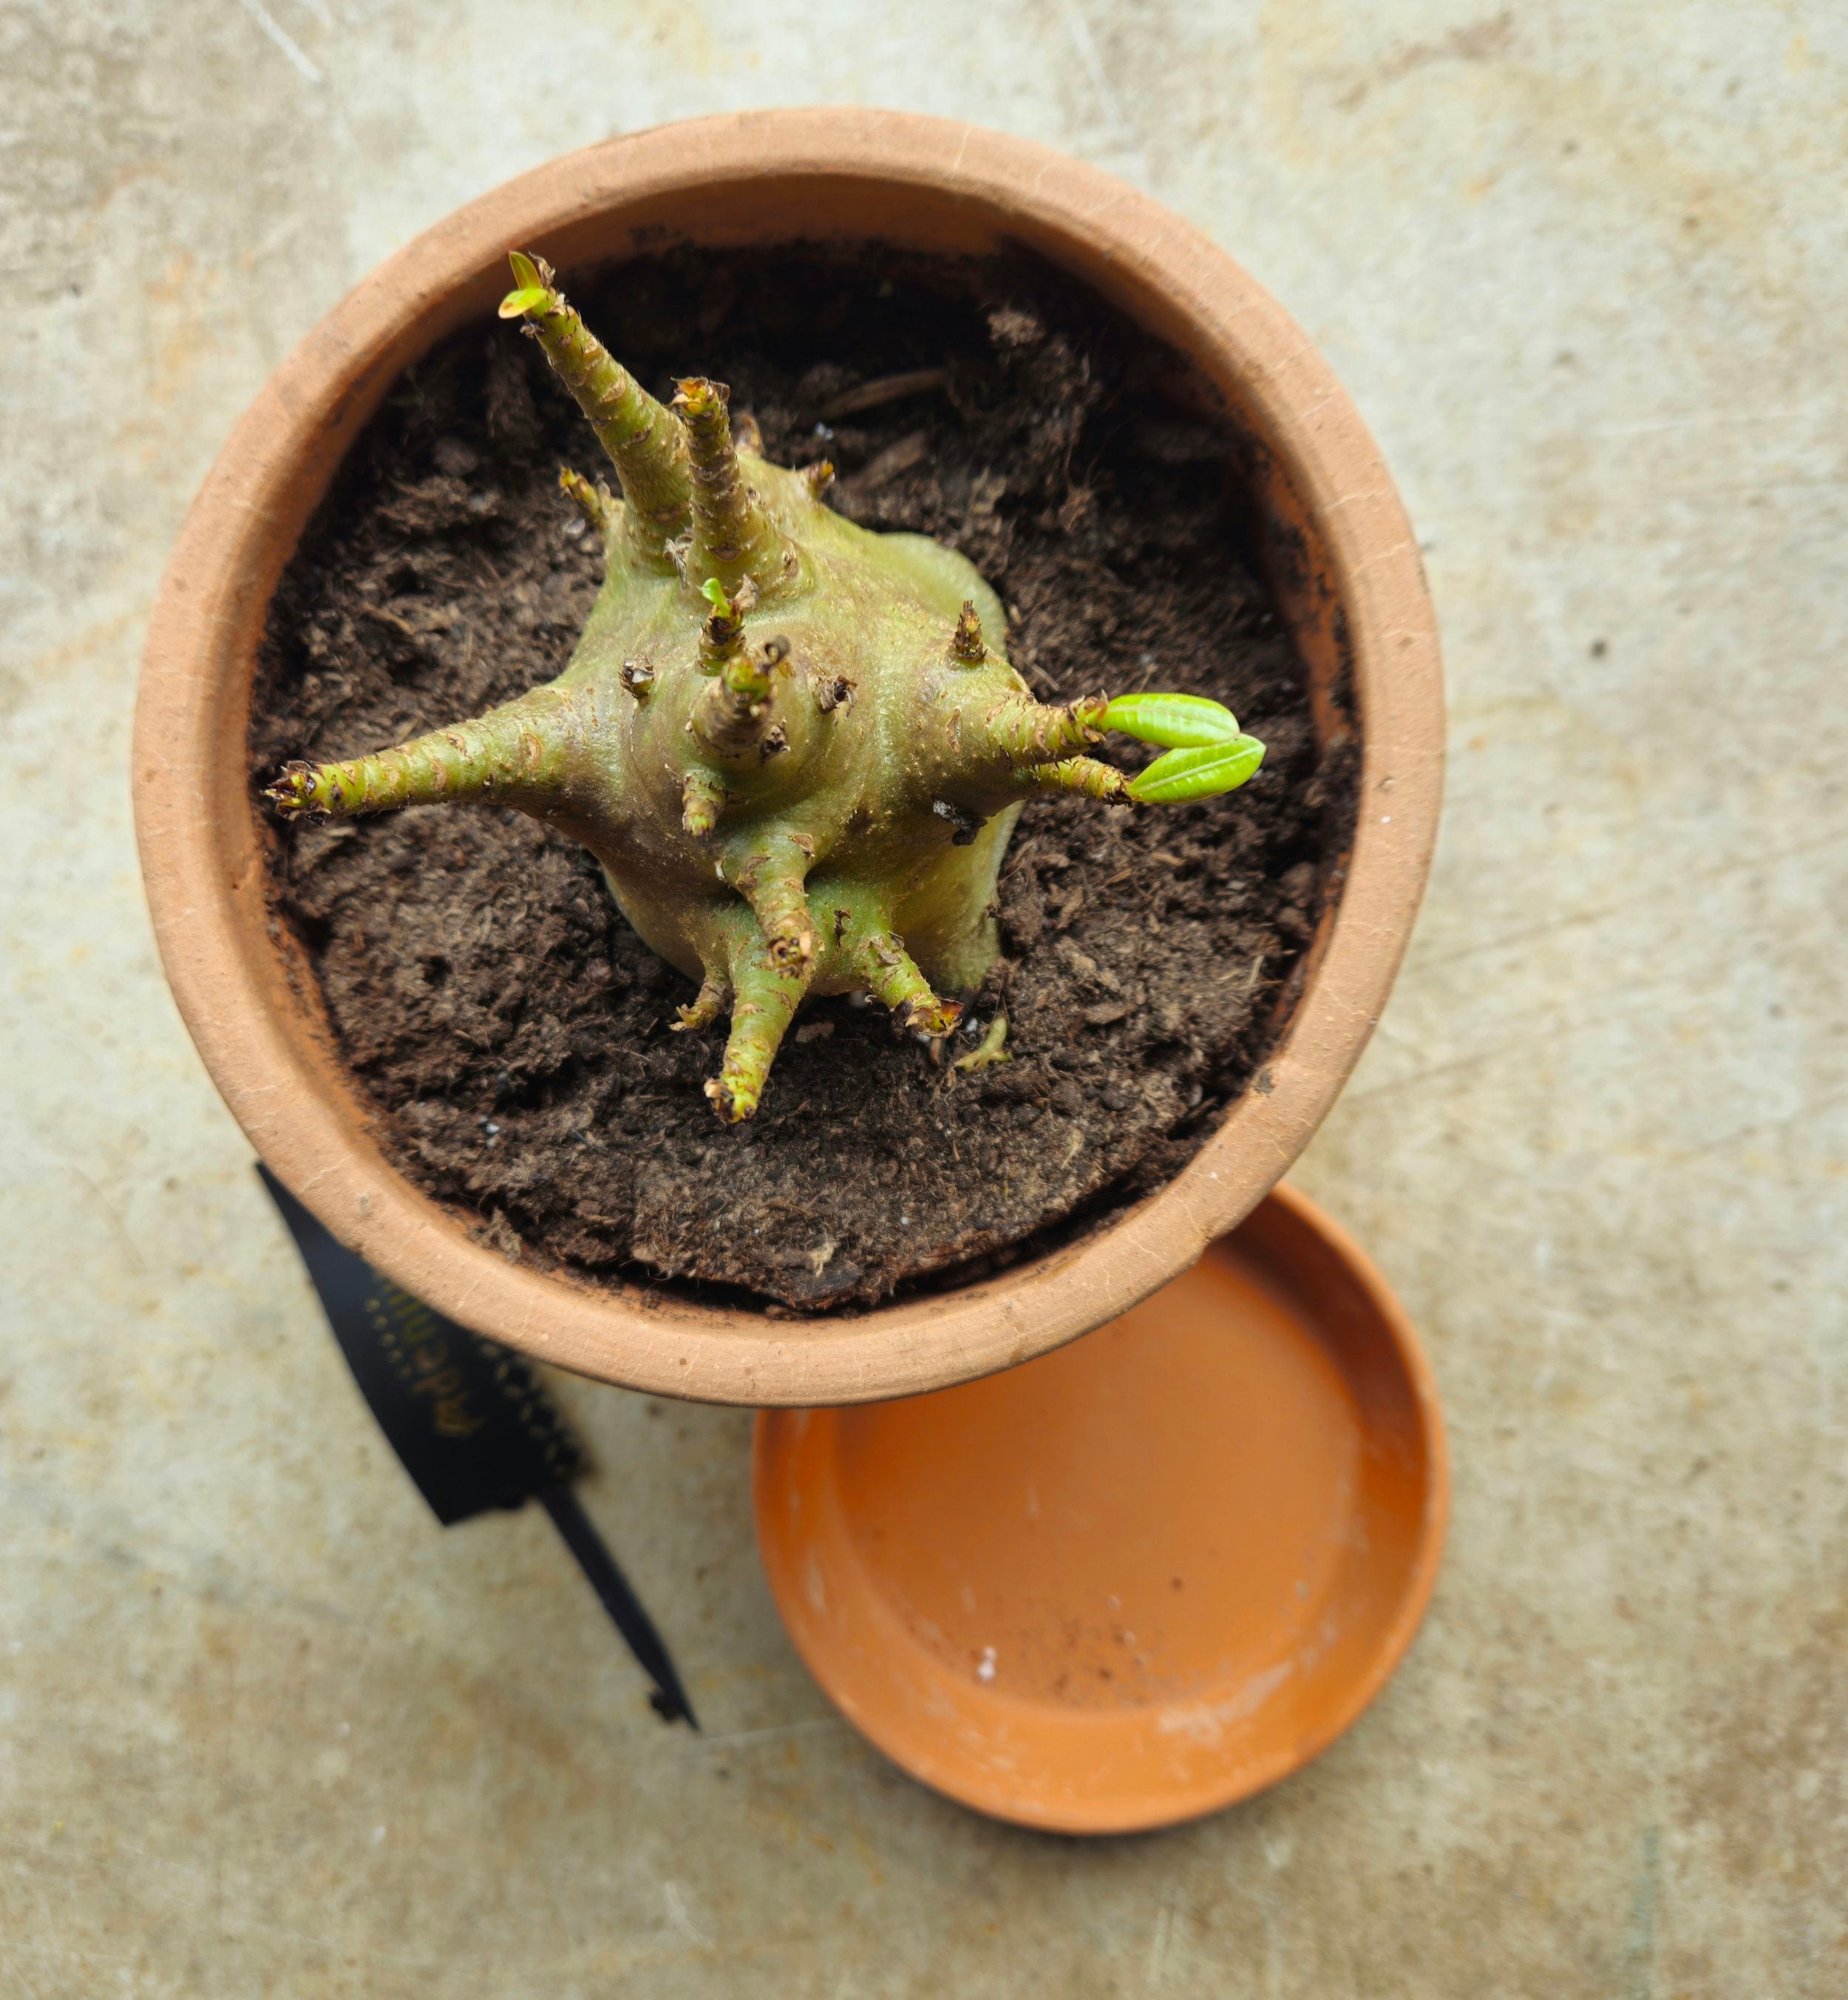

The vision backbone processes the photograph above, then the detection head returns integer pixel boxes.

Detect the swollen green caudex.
[267,253,1267,1123]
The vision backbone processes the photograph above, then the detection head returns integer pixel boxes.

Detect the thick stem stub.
[1018,755,1131,802]
[673,378,789,596]
[502,254,690,559]
[732,840,815,970]
[672,968,730,1033]
[693,636,787,766]
[853,929,963,1037]
[708,935,812,1123]
[265,687,584,817]
[978,690,1110,767]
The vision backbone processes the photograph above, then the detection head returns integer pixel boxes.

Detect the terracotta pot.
[134,109,1442,1407]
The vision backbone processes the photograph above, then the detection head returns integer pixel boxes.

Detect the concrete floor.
[4,2,1845,1993]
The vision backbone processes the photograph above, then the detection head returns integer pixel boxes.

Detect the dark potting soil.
[250,245,1356,1311]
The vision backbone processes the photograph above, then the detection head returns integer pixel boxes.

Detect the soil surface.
[251,246,1355,1310]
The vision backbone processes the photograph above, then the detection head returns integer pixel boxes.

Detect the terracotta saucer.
[753,1184,1447,1833]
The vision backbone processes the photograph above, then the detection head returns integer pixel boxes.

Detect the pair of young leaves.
[1098,693,1266,802]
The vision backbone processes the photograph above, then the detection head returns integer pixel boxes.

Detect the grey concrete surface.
[3,2,1844,1993]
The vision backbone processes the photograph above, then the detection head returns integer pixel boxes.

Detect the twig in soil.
[840,429,931,495]
[818,367,949,419]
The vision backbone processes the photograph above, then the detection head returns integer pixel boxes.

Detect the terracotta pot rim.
[134,109,1443,1407]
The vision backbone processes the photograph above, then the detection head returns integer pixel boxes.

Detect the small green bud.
[954,1014,1011,1072]
[498,251,550,319]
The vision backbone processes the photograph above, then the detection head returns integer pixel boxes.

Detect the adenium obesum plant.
[268,253,1266,1123]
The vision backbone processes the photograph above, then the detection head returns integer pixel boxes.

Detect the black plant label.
[257,1166,696,1724]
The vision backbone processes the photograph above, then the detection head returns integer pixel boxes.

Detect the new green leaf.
[1125,735,1266,803]
[1102,691,1240,748]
